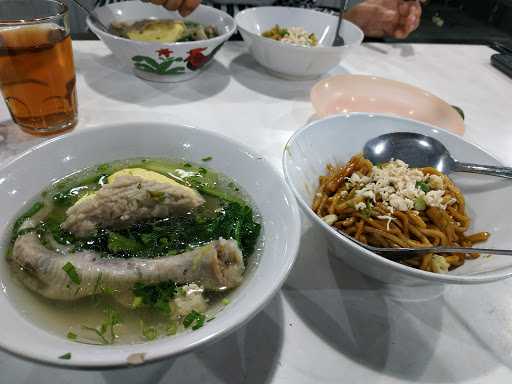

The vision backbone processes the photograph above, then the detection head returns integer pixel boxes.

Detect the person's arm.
[147,0,201,16]
[344,0,423,39]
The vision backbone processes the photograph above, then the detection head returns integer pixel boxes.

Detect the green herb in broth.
[35,200,259,260]
[62,262,81,285]
[107,232,143,254]
[166,320,178,335]
[7,158,261,345]
[80,306,122,345]
[67,331,77,340]
[132,281,177,314]
[140,320,158,341]
[12,201,44,234]
[183,310,206,330]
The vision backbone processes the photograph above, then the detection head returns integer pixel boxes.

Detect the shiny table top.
[1,41,512,383]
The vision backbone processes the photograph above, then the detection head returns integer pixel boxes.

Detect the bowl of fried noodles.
[283,113,512,285]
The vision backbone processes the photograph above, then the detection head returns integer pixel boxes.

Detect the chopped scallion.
[167,321,178,336]
[414,197,427,211]
[140,320,158,341]
[183,310,206,330]
[132,296,143,309]
[62,262,81,285]
[416,181,431,193]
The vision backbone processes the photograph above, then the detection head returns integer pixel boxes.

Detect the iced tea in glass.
[0,0,78,135]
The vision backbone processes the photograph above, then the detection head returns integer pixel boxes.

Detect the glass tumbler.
[0,0,78,135]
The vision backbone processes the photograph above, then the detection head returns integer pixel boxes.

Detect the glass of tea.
[0,0,78,135]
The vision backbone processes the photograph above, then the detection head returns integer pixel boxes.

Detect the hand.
[344,0,424,39]
[148,0,201,17]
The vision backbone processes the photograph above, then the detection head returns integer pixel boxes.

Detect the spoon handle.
[69,0,108,32]
[373,246,512,258]
[334,229,512,260]
[453,161,512,179]
[332,0,348,46]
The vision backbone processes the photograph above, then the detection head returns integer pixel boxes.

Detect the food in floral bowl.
[87,2,235,82]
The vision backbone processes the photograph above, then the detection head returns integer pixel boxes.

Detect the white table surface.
[1,41,512,384]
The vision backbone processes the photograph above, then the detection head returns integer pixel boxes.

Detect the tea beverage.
[0,23,77,134]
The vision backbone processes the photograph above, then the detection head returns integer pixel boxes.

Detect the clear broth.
[3,158,262,345]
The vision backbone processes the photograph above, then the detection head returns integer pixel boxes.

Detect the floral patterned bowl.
[87,3,236,82]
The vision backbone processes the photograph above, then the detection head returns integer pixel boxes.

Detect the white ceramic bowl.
[87,3,236,82]
[0,123,301,368]
[283,113,512,286]
[235,7,364,80]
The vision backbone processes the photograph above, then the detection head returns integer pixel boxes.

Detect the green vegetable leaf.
[67,332,77,340]
[201,156,213,162]
[27,160,260,262]
[196,185,244,205]
[62,262,81,285]
[416,181,431,193]
[59,353,72,360]
[108,232,143,254]
[132,281,176,314]
[13,202,44,234]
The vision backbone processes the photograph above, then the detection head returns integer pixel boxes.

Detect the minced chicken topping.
[346,159,455,214]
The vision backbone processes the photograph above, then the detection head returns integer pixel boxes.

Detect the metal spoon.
[332,0,348,47]
[363,132,512,179]
[69,0,109,33]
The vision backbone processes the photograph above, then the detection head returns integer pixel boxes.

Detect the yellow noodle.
[312,154,490,273]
